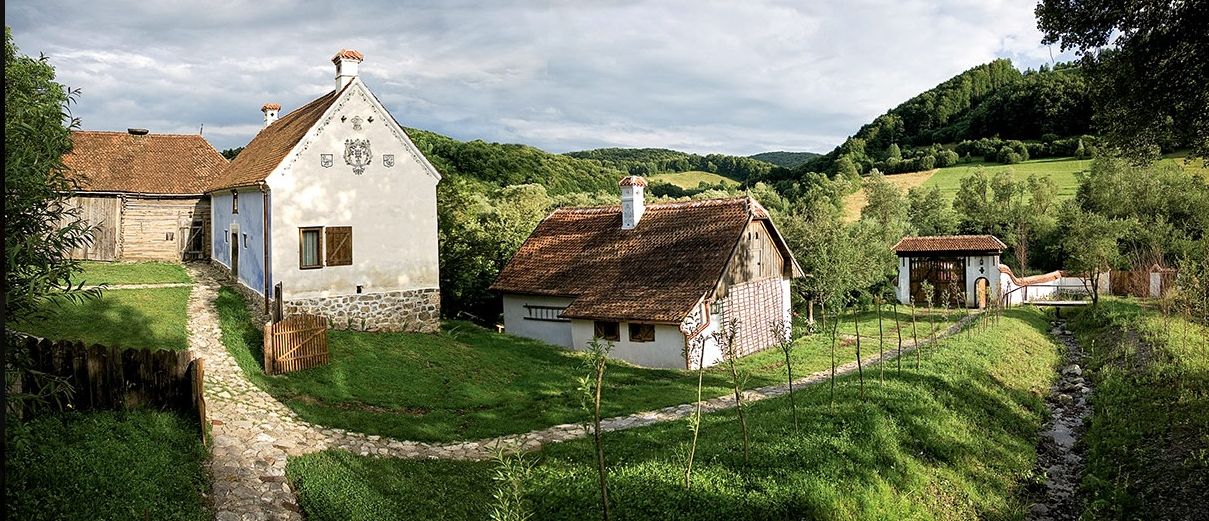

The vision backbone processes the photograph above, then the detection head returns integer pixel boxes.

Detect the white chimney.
[261,103,280,127]
[619,175,648,230]
[332,48,364,90]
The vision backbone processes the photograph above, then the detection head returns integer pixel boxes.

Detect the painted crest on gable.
[383,154,395,168]
[344,138,372,175]
[321,154,334,168]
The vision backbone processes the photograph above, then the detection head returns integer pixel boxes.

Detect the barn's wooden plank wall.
[66,195,210,262]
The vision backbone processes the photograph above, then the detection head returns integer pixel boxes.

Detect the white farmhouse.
[491,176,805,369]
[208,49,442,332]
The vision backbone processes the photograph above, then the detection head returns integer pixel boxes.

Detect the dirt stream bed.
[1026,318,1093,521]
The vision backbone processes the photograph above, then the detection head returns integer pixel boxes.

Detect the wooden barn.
[62,129,227,261]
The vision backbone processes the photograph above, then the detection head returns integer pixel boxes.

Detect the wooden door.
[230,224,239,280]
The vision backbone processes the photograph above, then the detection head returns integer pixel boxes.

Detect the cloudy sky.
[5,0,1073,156]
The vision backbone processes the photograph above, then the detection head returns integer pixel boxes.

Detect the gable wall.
[718,220,784,298]
[264,82,440,331]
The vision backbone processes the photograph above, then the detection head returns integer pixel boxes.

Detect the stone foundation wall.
[284,288,440,333]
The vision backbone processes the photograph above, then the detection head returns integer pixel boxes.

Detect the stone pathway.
[184,262,979,520]
[1026,319,1092,521]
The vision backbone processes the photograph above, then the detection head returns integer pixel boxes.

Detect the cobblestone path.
[186,262,977,520]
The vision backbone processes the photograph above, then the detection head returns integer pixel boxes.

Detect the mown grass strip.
[15,286,192,350]
[287,306,1059,521]
[4,410,211,521]
[71,260,192,286]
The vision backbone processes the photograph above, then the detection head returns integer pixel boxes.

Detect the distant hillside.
[748,151,820,169]
[565,147,786,185]
[799,59,1092,177]
[405,128,626,194]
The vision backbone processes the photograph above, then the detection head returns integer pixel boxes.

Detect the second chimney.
[261,103,281,127]
[619,175,647,230]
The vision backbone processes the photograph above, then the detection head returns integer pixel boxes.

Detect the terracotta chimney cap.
[619,175,648,187]
[261,103,281,111]
[331,49,364,63]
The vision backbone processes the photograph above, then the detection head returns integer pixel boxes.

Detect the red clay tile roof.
[893,235,1007,254]
[491,196,799,323]
[262,102,281,111]
[208,87,346,191]
[62,131,227,195]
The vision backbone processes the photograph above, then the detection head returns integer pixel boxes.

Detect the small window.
[231,190,239,214]
[524,305,569,322]
[325,226,353,266]
[594,321,620,342]
[243,233,248,248]
[300,227,322,269]
[629,323,655,342]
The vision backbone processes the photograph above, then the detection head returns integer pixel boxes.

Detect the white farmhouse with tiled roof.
[492,176,805,369]
[62,130,228,261]
[208,49,442,332]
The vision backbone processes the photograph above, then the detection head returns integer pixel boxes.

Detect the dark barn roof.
[491,196,802,323]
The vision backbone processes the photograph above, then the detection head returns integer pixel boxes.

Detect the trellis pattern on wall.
[722,277,784,357]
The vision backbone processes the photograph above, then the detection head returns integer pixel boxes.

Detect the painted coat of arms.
[344,138,372,174]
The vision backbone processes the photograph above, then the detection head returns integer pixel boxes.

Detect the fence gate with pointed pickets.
[263,314,330,375]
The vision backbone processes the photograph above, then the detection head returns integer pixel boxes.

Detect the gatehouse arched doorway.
[975,277,989,309]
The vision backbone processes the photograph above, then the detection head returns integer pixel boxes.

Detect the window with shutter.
[299,228,322,269]
[325,226,353,266]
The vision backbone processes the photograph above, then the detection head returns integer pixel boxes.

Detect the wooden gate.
[263,314,330,375]
[909,256,966,306]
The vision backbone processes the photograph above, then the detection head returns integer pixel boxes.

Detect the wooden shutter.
[325,226,352,266]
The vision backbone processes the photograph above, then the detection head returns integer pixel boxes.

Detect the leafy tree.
[437,179,552,322]
[5,28,96,420]
[907,185,958,236]
[1060,205,1122,304]
[1036,0,1209,160]
[220,147,243,160]
[860,169,908,234]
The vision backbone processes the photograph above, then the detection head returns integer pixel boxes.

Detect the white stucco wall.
[570,320,688,369]
[267,79,440,302]
[501,294,575,348]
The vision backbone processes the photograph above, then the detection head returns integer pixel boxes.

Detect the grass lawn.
[287,306,1061,521]
[842,169,938,222]
[14,287,192,350]
[4,410,211,521]
[649,170,740,189]
[1067,299,1209,520]
[216,286,965,443]
[71,260,191,286]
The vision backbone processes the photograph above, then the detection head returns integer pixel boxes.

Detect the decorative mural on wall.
[344,138,372,175]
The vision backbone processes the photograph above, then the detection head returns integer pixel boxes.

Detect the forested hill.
[404,128,626,195]
[564,147,787,184]
[748,151,820,169]
[799,59,1092,176]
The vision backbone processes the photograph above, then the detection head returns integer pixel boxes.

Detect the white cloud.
[5,0,1076,156]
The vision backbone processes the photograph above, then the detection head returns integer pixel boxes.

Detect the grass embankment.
[71,260,191,286]
[215,286,963,443]
[286,307,1060,521]
[15,286,192,350]
[925,157,1090,203]
[4,410,211,521]
[648,171,739,190]
[1066,299,1209,520]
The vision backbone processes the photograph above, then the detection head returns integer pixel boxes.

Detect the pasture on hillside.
[648,170,739,190]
